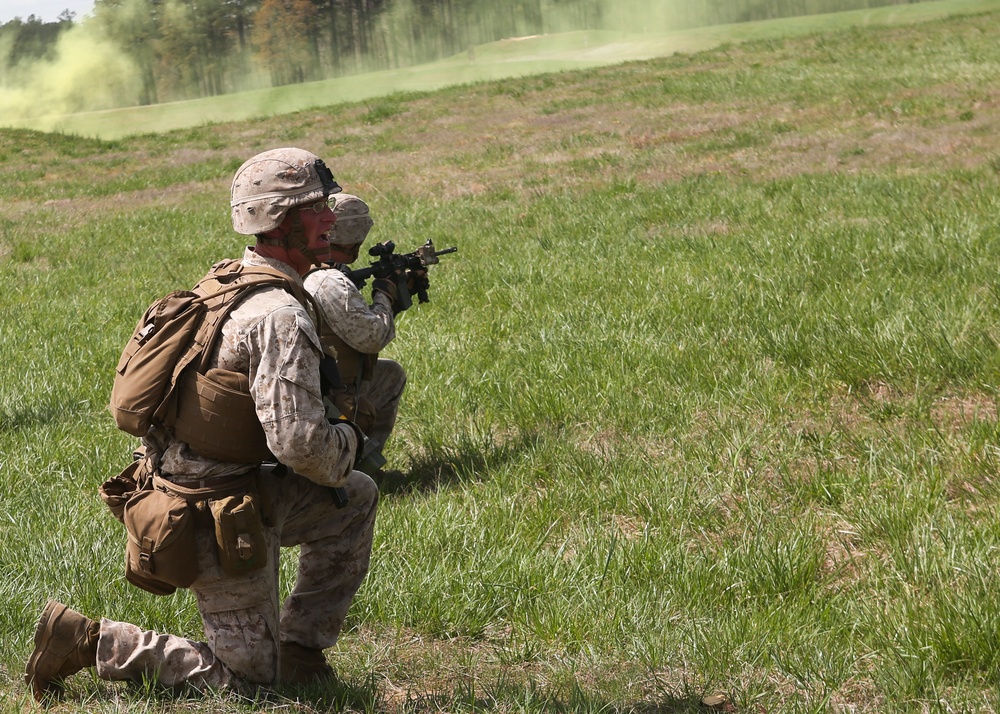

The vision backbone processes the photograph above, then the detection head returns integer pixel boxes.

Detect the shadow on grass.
[63,674,384,713]
[283,681,729,714]
[47,669,730,713]
[0,403,65,433]
[376,430,543,497]
[271,673,382,712]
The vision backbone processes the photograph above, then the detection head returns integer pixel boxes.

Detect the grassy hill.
[2,2,1000,712]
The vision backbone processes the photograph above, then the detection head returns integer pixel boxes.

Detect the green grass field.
[3,2,1000,712]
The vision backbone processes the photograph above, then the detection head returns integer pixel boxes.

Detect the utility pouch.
[123,487,199,596]
[210,493,267,576]
[99,460,143,524]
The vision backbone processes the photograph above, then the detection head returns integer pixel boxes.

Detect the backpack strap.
[184,261,323,375]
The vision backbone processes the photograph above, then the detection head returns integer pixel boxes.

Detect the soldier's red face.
[298,202,336,263]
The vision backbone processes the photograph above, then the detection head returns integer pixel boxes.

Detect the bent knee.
[346,470,379,511]
[375,359,406,387]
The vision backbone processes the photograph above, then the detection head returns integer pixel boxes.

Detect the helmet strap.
[287,208,326,267]
[256,206,326,267]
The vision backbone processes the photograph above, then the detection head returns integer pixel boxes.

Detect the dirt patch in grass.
[335,625,710,713]
[7,179,224,232]
[930,393,998,430]
[818,515,868,584]
[317,38,1000,200]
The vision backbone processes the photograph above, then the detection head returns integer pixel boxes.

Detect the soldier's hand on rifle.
[375,263,411,313]
[406,269,429,294]
[371,276,398,303]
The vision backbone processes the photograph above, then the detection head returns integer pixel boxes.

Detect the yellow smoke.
[0,22,142,124]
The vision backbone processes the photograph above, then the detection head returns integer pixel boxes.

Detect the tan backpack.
[110,259,308,438]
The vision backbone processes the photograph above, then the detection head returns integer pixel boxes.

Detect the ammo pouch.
[99,459,147,524]
[327,387,377,436]
[101,462,267,594]
[210,494,267,576]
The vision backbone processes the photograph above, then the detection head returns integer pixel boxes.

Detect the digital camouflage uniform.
[304,266,405,450]
[25,148,373,700]
[303,193,406,453]
[96,248,378,689]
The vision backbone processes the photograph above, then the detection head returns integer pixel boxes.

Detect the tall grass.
[3,5,1000,713]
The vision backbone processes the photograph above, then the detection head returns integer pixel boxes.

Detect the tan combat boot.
[24,600,100,701]
[279,641,334,685]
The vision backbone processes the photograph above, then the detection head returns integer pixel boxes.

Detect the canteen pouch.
[210,493,267,576]
[123,488,199,596]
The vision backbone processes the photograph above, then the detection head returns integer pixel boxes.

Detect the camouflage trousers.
[95,468,378,689]
[359,358,406,451]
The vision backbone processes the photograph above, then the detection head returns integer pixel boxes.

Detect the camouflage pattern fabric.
[144,249,358,486]
[95,248,375,689]
[327,194,374,247]
[304,267,404,448]
[304,267,395,355]
[97,469,378,688]
[359,358,405,450]
[230,148,333,236]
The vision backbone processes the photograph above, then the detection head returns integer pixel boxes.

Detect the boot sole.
[24,600,67,701]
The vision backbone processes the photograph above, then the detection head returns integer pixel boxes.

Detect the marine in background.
[303,194,412,475]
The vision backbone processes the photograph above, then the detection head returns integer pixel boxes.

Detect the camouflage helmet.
[329,193,375,246]
[230,147,341,235]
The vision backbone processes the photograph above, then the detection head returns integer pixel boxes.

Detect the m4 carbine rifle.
[343,239,457,311]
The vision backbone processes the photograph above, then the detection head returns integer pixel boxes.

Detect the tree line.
[1,0,927,107]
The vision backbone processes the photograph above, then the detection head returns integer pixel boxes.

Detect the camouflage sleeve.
[247,304,358,487]
[304,269,395,354]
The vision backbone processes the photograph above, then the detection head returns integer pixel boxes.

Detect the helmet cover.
[329,193,375,246]
[231,147,341,235]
